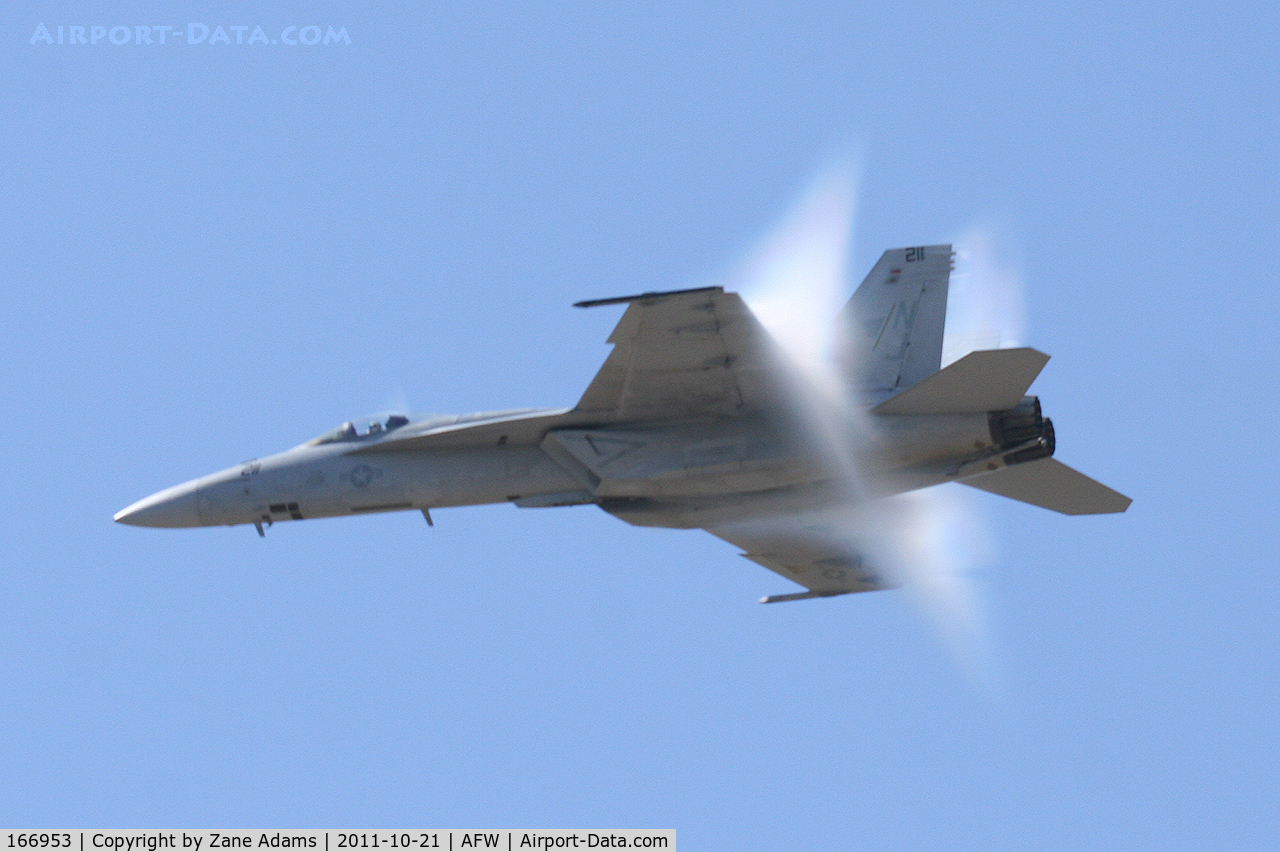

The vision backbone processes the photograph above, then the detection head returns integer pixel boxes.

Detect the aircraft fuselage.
[114,404,1030,534]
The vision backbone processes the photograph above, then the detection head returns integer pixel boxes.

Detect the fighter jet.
[115,245,1129,602]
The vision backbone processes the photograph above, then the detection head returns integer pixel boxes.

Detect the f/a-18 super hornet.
[116,245,1129,602]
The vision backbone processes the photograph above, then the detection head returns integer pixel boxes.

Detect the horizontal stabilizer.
[961,457,1132,515]
[873,347,1050,415]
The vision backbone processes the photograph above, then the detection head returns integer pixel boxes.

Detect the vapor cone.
[733,169,1014,691]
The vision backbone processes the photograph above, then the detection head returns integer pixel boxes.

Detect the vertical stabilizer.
[841,245,953,396]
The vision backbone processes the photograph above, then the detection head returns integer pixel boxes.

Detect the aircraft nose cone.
[114,479,203,528]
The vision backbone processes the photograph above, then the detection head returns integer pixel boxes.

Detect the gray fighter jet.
[116,245,1129,602]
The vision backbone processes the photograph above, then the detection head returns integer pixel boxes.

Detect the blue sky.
[3,2,1278,847]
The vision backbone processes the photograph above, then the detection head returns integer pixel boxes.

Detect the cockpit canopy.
[306,413,410,446]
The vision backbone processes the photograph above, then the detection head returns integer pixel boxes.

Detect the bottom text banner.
[2,832,674,852]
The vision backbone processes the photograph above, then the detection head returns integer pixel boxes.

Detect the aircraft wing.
[573,286,781,421]
[706,509,887,602]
